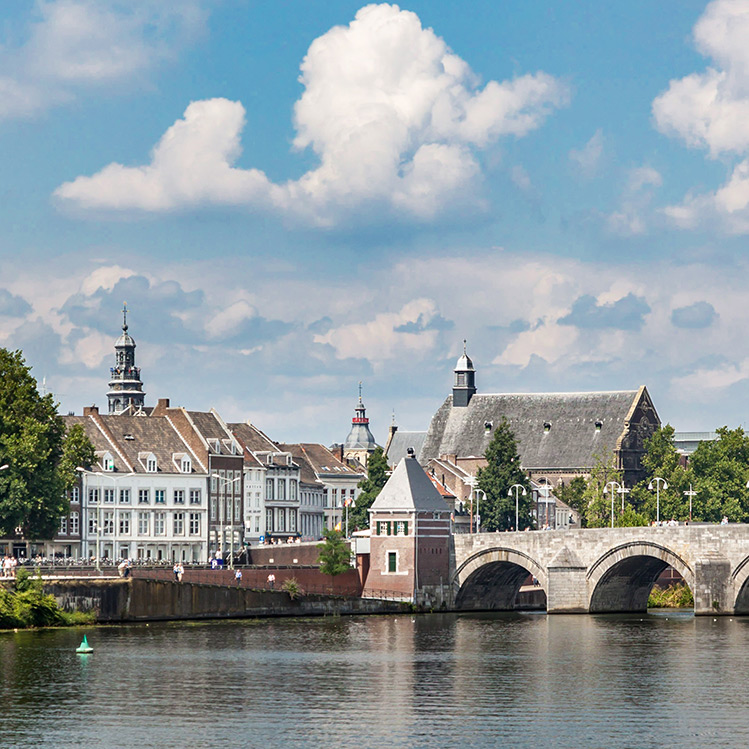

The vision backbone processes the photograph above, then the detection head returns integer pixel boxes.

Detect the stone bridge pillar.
[546,547,587,613]
[693,554,732,615]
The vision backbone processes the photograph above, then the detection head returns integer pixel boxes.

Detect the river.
[1,611,748,748]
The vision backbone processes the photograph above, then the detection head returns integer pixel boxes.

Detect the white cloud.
[54,3,569,224]
[671,358,749,395]
[605,165,662,236]
[314,298,446,364]
[0,1,206,121]
[568,129,604,178]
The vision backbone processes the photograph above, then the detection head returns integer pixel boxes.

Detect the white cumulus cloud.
[54,3,569,225]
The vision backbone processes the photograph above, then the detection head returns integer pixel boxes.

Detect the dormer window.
[484,421,493,433]
[103,452,114,472]
[138,452,158,472]
[209,438,221,454]
[181,457,191,473]
[543,421,552,433]
[595,420,603,431]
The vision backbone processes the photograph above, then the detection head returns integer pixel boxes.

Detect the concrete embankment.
[43,578,410,622]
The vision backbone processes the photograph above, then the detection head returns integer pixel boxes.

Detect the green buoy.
[76,635,93,654]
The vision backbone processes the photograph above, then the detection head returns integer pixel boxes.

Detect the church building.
[107,304,146,414]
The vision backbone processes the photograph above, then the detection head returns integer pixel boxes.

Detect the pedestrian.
[173,562,180,581]
[235,568,242,586]
[267,572,275,590]
[177,562,184,582]
[118,559,129,578]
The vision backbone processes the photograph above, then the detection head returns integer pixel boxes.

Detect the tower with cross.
[107,303,146,414]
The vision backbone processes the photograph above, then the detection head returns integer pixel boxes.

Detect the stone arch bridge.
[452,526,749,615]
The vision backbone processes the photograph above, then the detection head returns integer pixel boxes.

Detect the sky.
[2,0,749,445]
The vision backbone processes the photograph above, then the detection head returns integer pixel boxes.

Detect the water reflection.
[2,612,749,748]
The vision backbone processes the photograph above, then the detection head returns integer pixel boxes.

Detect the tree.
[0,348,95,539]
[556,476,587,521]
[477,419,533,531]
[317,528,352,578]
[628,424,693,522]
[689,426,749,522]
[583,448,647,528]
[348,446,389,530]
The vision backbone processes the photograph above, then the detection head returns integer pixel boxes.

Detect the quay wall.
[42,578,409,622]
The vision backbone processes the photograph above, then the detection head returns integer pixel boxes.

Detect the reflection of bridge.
[452,526,749,615]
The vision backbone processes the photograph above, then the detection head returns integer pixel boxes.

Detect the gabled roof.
[385,430,427,467]
[228,422,281,452]
[421,389,652,470]
[370,455,450,513]
[278,442,363,478]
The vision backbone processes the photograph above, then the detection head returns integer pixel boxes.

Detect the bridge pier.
[693,555,732,615]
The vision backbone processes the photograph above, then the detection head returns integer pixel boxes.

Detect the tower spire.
[107,306,146,414]
[122,301,128,332]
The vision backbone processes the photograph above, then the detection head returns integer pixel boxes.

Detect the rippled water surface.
[2,611,749,748]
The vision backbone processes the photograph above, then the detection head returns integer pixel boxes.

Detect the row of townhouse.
[29,400,363,564]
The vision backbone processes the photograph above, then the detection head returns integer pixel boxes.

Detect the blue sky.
[2,0,749,444]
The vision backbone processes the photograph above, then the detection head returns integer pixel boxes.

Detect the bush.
[648,583,694,608]
[282,578,302,600]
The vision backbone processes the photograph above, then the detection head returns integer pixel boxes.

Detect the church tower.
[343,382,378,466]
[107,304,146,414]
[452,341,476,407]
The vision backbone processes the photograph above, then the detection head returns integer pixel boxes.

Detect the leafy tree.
[60,423,96,491]
[628,424,693,522]
[317,528,352,578]
[477,419,533,531]
[688,426,749,522]
[583,448,646,527]
[556,476,587,521]
[348,446,389,530]
[0,348,95,539]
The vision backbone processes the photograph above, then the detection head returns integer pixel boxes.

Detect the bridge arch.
[730,557,749,613]
[453,547,547,611]
[587,541,694,613]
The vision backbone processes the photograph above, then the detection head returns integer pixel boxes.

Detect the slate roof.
[370,455,451,513]
[278,443,362,477]
[420,390,643,470]
[275,444,324,487]
[228,422,280,453]
[64,413,203,474]
[188,411,231,442]
[385,430,427,467]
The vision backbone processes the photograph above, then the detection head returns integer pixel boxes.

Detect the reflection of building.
[107,305,146,414]
[420,345,661,489]
[342,384,379,467]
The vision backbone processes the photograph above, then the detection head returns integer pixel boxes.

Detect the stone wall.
[44,578,409,622]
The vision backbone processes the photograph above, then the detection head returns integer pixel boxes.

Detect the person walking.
[177,562,184,583]
[235,568,242,586]
[267,572,275,590]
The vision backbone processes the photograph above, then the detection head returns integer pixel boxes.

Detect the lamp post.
[684,484,698,522]
[508,484,527,532]
[462,477,477,533]
[648,477,668,524]
[211,474,241,569]
[603,481,624,528]
[473,488,486,533]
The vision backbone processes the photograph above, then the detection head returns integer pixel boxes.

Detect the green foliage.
[0,348,94,540]
[317,528,352,577]
[477,419,533,531]
[582,448,647,527]
[648,583,694,608]
[555,476,587,520]
[59,423,96,491]
[348,447,389,530]
[0,570,74,628]
[688,426,749,522]
[282,577,302,599]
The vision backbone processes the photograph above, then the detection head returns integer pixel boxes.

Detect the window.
[254,516,260,533]
[388,552,397,573]
[278,481,286,501]
[457,372,466,386]
[71,486,80,502]
[88,516,97,535]
[265,508,273,532]
[289,511,296,532]
[189,488,201,505]
[289,482,297,502]
[181,457,191,474]
[59,515,68,535]
[154,512,165,536]
[138,512,149,536]
[120,488,131,504]
[119,512,130,535]
[174,489,185,505]
[103,453,114,472]
[189,513,200,536]
[89,488,99,504]
[70,511,79,535]
[155,489,165,504]
[103,488,115,504]
[254,492,260,509]
[210,497,216,521]
[278,508,286,532]
[103,511,114,535]
[173,512,184,535]
[266,478,274,500]
[332,489,339,508]
[210,475,217,493]
[147,456,157,473]
[396,521,408,536]
[234,497,241,522]
[138,489,150,504]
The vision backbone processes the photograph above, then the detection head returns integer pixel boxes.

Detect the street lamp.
[473,488,486,533]
[648,477,668,524]
[76,467,135,572]
[211,473,241,569]
[0,464,8,471]
[684,484,698,522]
[508,484,527,532]
[603,481,628,528]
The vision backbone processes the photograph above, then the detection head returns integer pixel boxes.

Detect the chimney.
[152,397,170,416]
[83,405,99,417]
